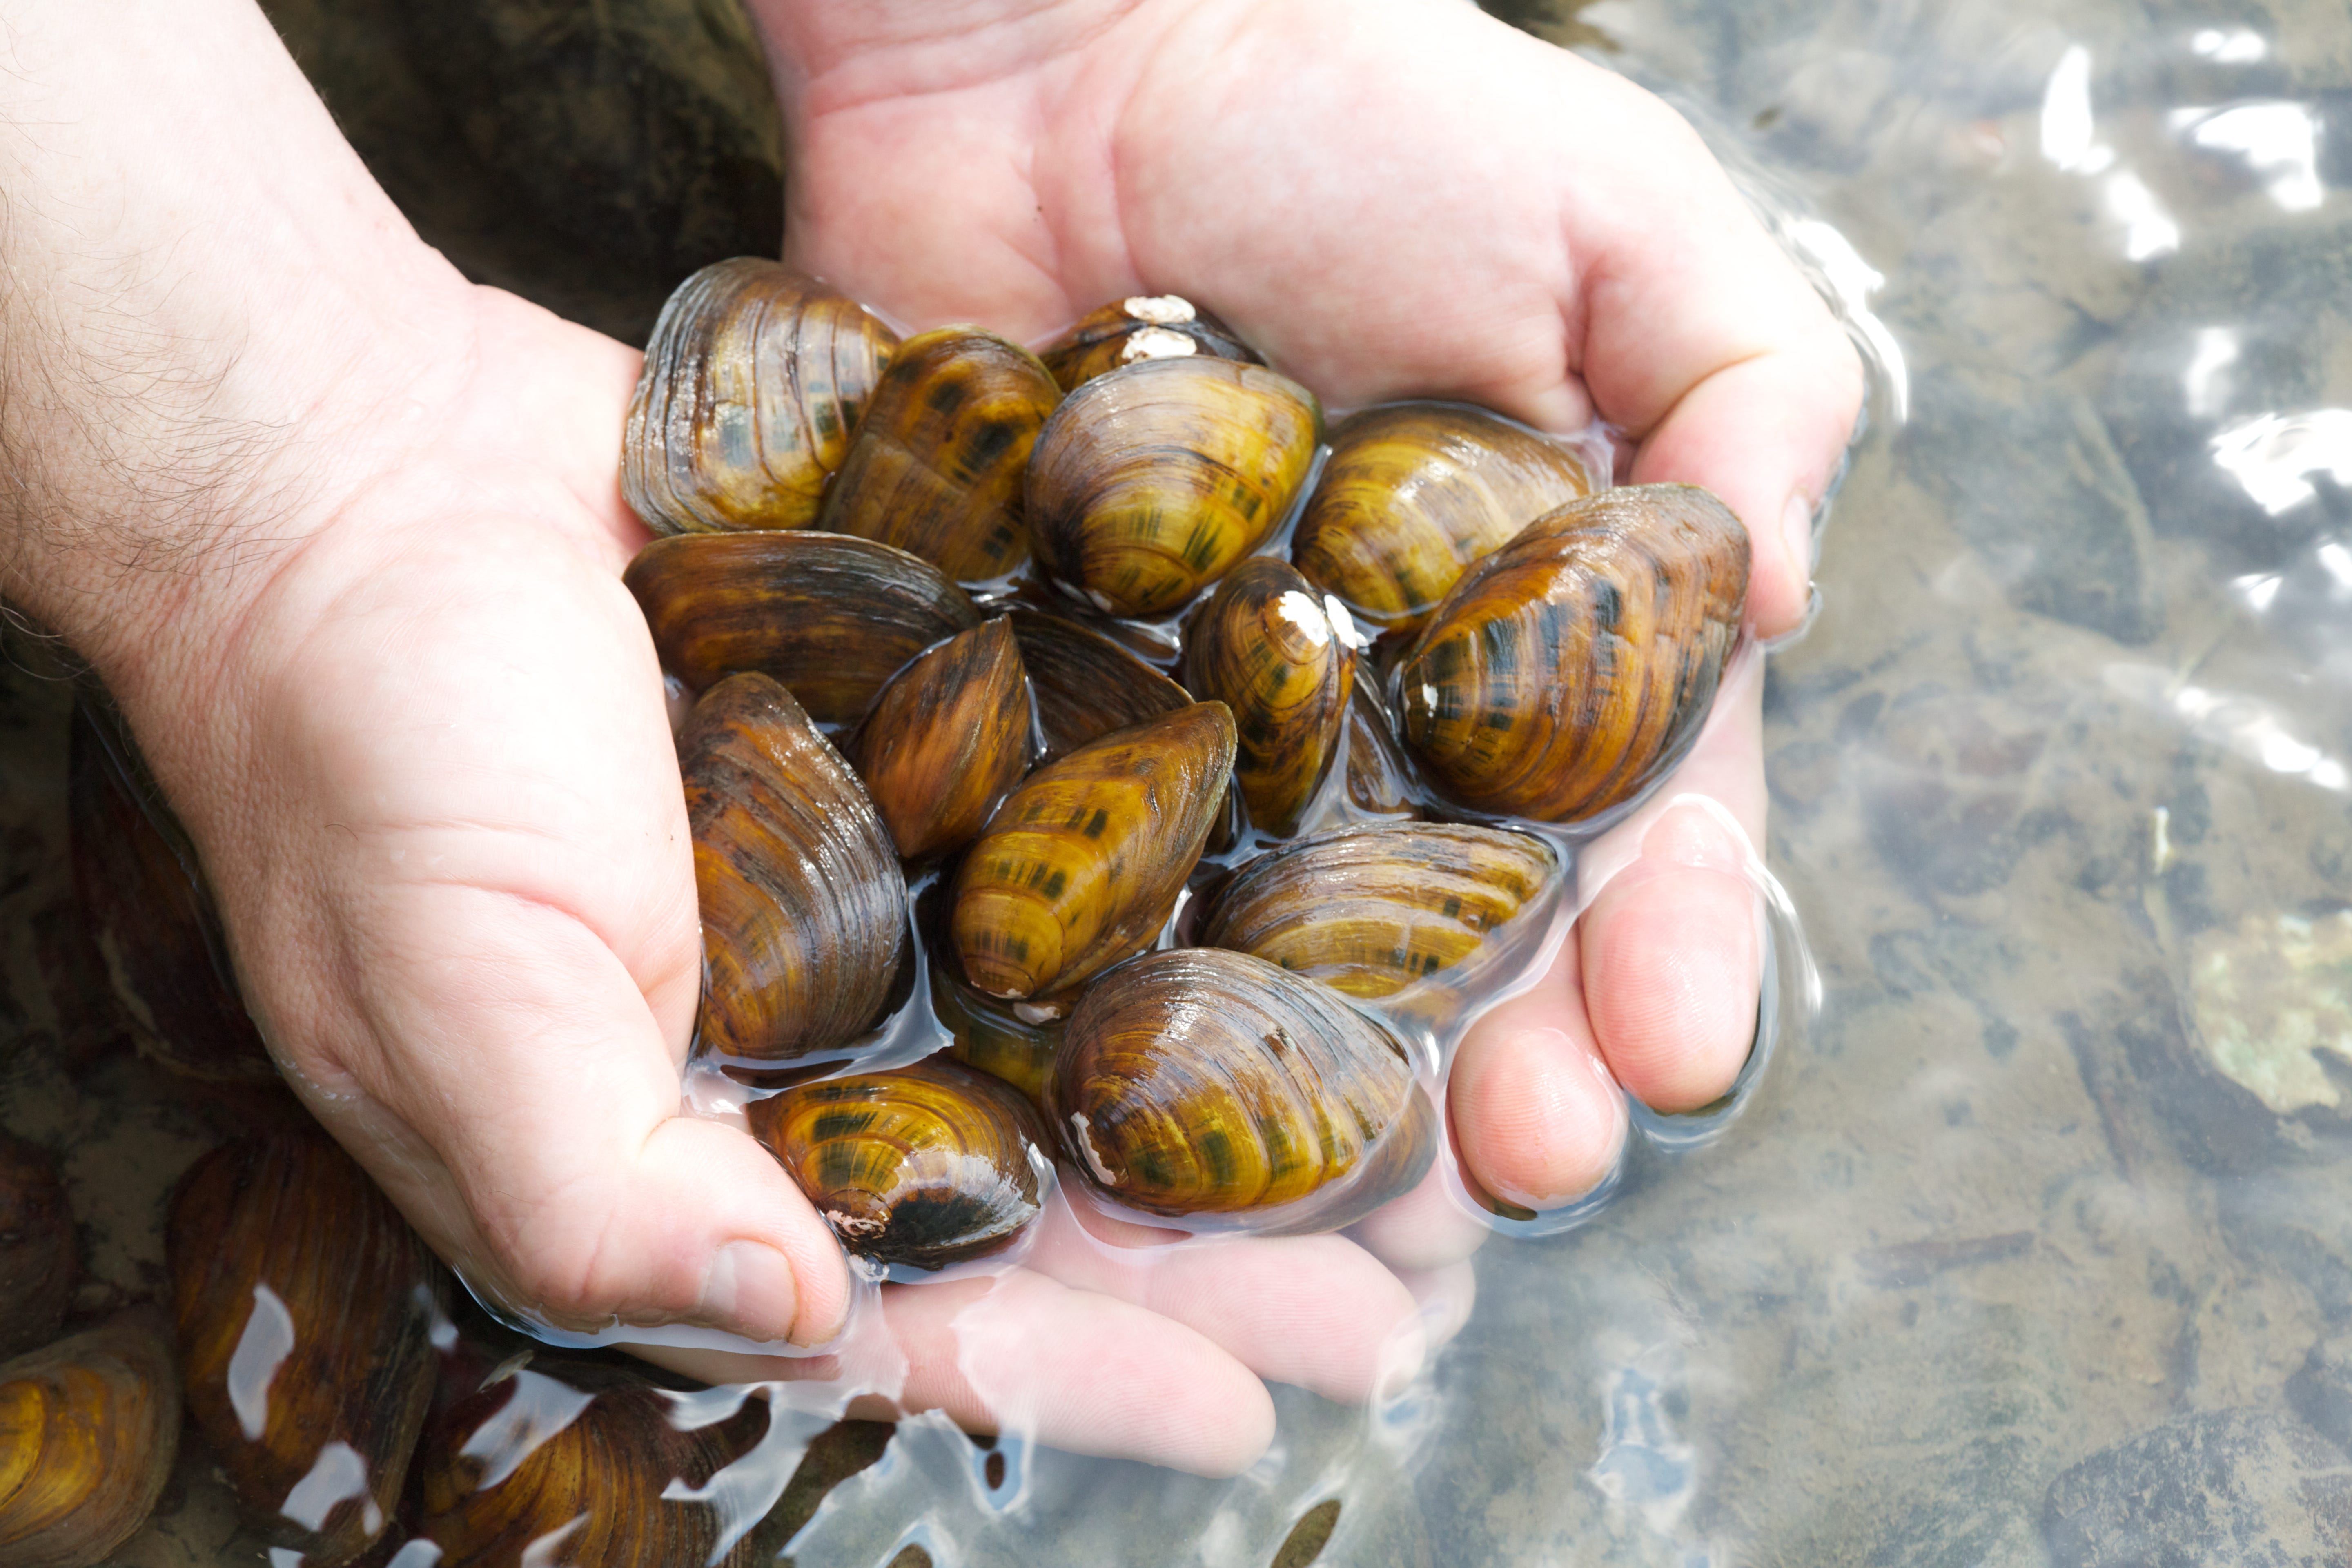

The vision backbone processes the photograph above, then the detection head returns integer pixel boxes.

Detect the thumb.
[287,887,854,1348]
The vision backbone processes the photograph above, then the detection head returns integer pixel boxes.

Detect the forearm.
[0,0,476,692]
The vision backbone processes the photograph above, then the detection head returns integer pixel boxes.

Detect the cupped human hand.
[753,0,1862,1223]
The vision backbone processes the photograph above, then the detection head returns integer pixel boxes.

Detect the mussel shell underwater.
[1053,948,1435,1234]
[1008,610,1190,764]
[419,1357,784,1568]
[1192,822,1561,1002]
[623,258,898,536]
[849,617,1033,864]
[1341,680,1420,820]
[1037,295,1263,392]
[0,1314,180,1568]
[1179,557,1355,835]
[168,1129,446,1568]
[746,1058,1052,1273]
[1397,484,1749,825]
[625,530,981,725]
[67,702,276,1083]
[951,702,1236,1001]
[685,673,905,1062]
[931,946,1064,1111]
[815,326,1062,583]
[0,1134,73,1364]
[1026,357,1323,617]
[1291,401,1599,635]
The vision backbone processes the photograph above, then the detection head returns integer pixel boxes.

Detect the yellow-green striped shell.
[1179,558,1354,835]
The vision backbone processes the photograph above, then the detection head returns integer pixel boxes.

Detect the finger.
[1345,1156,1489,1273]
[635,1269,1278,1477]
[1577,664,1767,1112]
[1446,932,1629,1212]
[1392,1259,1478,1354]
[1568,85,1864,639]
[1025,1193,1424,1404]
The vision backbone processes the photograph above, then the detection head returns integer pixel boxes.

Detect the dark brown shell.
[1192,823,1560,1001]
[168,1130,445,1568]
[1009,611,1189,764]
[1292,402,1598,634]
[0,1134,73,1363]
[951,703,1236,1000]
[0,1314,180,1568]
[625,531,981,724]
[1026,358,1323,617]
[1342,681,1418,820]
[746,1059,1051,1272]
[1397,485,1749,824]
[1037,296,1262,392]
[1052,949,1434,1234]
[684,674,905,1062]
[419,1357,783,1568]
[67,702,275,1083]
[815,326,1061,581]
[622,259,898,535]
[849,619,1032,863]
[1179,558,1354,835]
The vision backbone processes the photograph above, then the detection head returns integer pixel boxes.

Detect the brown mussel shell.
[626,531,981,724]
[814,326,1061,582]
[1053,949,1434,1234]
[1037,296,1263,392]
[1342,680,1419,820]
[67,702,276,1083]
[932,948,1064,1112]
[0,1314,180,1568]
[1009,611,1189,764]
[1292,402,1599,635]
[1179,558,1354,835]
[849,618,1032,863]
[623,259,898,535]
[0,1134,73,1363]
[1026,358,1322,617]
[746,1059,1052,1273]
[951,702,1236,1000]
[1397,484,1749,825]
[1191,822,1561,1002]
[419,1357,783,1568]
[168,1130,446,1568]
[685,674,905,1061]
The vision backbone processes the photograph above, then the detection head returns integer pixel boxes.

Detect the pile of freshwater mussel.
[627,258,1751,1270]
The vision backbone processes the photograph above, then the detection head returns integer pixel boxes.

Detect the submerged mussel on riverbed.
[623,259,1753,1262]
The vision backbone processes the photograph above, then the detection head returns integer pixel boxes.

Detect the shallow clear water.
[6,0,2352,1561]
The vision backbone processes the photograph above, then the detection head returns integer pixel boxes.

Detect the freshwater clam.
[626,531,980,725]
[931,948,1063,1111]
[0,1314,180,1568]
[849,618,1032,863]
[1292,403,1598,634]
[1179,558,1354,835]
[0,1134,72,1363]
[685,674,905,1061]
[168,1129,446,1568]
[1192,823,1560,1001]
[1341,682,1418,820]
[623,258,898,535]
[815,327,1062,581]
[1026,358,1322,617]
[951,702,1236,1000]
[746,1059,1051,1273]
[68,703,274,1083]
[419,1357,782,1568]
[1053,949,1434,1233]
[1038,295,1261,392]
[1396,484,1748,824]
[1009,610,1189,763]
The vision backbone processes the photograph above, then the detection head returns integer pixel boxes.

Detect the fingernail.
[1780,491,1817,582]
[697,1241,797,1343]
[1376,1319,1429,1403]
